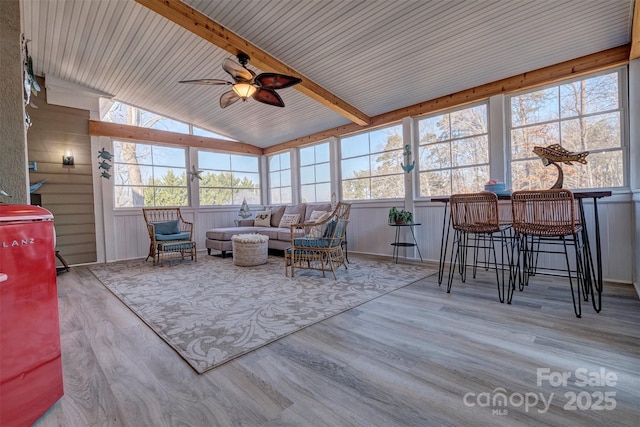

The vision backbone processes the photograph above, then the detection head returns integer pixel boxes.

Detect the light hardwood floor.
[34,255,639,427]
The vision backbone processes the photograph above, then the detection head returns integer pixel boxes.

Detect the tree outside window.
[113,141,187,207]
[341,125,404,200]
[509,70,624,190]
[198,151,260,205]
[417,104,489,196]
[104,101,189,133]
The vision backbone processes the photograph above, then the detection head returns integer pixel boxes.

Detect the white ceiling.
[21,0,635,148]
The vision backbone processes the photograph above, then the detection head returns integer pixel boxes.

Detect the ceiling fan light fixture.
[232,83,257,100]
[179,53,300,109]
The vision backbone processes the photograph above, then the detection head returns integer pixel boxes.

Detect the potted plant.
[388,207,413,224]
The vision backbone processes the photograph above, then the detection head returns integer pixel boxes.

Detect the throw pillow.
[323,220,337,238]
[152,220,180,235]
[307,212,332,238]
[268,205,286,227]
[308,210,327,222]
[278,213,301,228]
[283,204,306,219]
[304,203,332,221]
[254,210,272,227]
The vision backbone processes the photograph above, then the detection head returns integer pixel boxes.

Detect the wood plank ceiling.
[21,0,635,149]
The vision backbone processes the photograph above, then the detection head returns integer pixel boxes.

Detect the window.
[509,70,625,190]
[300,142,331,202]
[192,126,236,141]
[417,104,489,196]
[198,151,260,205]
[103,102,237,141]
[112,141,187,208]
[104,102,189,133]
[269,152,292,204]
[341,124,404,200]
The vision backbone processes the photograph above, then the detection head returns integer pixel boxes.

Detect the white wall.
[101,195,634,284]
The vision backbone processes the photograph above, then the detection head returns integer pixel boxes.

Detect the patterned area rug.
[90,255,435,373]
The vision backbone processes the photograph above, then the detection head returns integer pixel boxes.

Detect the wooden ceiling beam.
[88,120,263,156]
[631,0,640,60]
[134,0,371,126]
[265,45,631,154]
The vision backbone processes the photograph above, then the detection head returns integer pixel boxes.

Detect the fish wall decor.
[533,144,589,166]
[532,144,589,189]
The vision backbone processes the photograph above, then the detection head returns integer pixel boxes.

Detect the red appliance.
[0,205,63,427]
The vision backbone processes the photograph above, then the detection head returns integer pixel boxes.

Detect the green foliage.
[144,169,188,206]
[199,171,259,206]
[388,207,413,224]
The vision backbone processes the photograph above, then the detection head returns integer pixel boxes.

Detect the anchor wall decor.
[401,144,414,173]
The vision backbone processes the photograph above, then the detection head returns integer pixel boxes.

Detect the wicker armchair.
[142,208,196,266]
[510,189,585,317]
[285,202,351,279]
[446,192,512,302]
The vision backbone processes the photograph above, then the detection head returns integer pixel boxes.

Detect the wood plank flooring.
[33,255,640,427]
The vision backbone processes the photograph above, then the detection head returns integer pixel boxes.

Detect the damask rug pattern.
[90,255,434,373]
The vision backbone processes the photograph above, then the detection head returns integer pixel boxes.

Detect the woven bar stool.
[445,192,513,303]
[510,189,586,317]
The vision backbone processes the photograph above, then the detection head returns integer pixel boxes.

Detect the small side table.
[389,223,423,263]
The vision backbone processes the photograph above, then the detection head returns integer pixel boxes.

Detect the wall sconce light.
[62,151,74,166]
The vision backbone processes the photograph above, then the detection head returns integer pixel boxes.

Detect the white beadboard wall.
[106,196,633,284]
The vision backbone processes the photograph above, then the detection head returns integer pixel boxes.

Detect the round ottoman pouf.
[232,233,269,266]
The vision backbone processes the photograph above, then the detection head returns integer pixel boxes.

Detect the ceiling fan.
[179,53,302,108]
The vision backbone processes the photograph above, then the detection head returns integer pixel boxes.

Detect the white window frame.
[507,67,628,191]
[197,150,261,206]
[268,152,292,204]
[299,141,331,202]
[340,124,405,201]
[112,140,188,208]
[415,102,490,197]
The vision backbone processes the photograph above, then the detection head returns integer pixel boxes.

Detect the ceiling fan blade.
[222,58,254,81]
[179,78,232,85]
[253,88,285,107]
[220,90,241,108]
[255,73,302,90]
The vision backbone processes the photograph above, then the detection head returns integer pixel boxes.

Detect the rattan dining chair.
[510,189,586,317]
[445,192,513,303]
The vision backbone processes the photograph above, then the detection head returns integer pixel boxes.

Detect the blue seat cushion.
[155,232,191,241]
[293,237,331,248]
[152,220,180,235]
[287,247,324,256]
[158,241,195,250]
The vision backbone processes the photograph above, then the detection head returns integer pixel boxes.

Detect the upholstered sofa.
[205,202,333,257]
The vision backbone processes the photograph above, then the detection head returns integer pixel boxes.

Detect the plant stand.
[389,223,423,263]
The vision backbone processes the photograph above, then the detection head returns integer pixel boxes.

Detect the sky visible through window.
[103,101,235,141]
